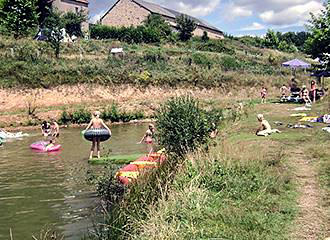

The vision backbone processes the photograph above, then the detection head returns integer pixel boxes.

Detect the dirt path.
[289,147,325,240]
[252,102,328,239]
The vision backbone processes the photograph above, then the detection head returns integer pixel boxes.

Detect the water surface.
[0,124,148,239]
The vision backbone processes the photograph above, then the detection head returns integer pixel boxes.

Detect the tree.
[0,0,38,38]
[201,31,209,42]
[43,10,65,58]
[62,10,87,37]
[305,0,330,65]
[263,29,279,49]
[143,14,172,40]
[278,40,297,53]
[176,14,197,41]
[36,0,52,26]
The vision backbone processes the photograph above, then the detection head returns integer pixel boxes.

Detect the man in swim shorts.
[85,111,111,159]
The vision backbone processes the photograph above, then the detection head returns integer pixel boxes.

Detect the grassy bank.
[89,96,329,240]
[0,36,311,89]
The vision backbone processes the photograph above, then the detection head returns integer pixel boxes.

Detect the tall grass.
[0,36,306,89]
[132,139,296,240]
[88,98,249,240]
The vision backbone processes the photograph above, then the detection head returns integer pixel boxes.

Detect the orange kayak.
[116,152,166,185]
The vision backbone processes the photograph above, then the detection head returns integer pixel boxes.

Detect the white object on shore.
[322,127,330,133]
[111,48,123,54]
[292,106,311,111]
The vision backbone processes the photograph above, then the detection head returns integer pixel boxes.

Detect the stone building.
[51,0,89,31]
[100,0,224,39]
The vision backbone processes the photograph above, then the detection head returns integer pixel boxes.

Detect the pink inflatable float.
[30,141,61,152]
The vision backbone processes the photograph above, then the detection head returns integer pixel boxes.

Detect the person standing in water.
[41,121,51,137]
[85,111,111,159]
[139,124,156,153]
[50,119,60,143]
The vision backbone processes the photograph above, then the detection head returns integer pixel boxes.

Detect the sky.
[88,0,327,36]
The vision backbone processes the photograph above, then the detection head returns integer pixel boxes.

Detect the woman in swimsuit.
[85,111,111,159]
[139,124,155,153]
[310,80,317,102]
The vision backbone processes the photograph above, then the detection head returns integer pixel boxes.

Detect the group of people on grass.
[261,79,318,104]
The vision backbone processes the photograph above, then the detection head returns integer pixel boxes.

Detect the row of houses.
[52,0,224,39]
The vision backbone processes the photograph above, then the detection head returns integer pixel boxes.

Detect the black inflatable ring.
[84,128,111,142]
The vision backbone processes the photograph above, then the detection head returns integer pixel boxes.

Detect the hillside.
[0,36,311,89]
[0,36,313,128]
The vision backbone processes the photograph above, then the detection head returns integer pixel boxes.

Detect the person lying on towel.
[256,114,281,136]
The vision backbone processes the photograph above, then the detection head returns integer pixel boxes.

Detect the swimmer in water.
[85,111,111,159]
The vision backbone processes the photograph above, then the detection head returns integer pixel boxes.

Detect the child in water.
[45,139,54,151]
[85,111,111,159]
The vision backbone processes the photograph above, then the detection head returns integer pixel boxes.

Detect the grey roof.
[133,0,222,33]
[101,0,222,34]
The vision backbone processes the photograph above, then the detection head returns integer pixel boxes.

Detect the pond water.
[0,123,148,239]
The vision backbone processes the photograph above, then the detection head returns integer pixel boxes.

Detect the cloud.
[149,0,221,17]
[223,0,324,26]
[240,22,265,31]
[90,10,106,24]
[259,1,324,26]
[223,3,252,20]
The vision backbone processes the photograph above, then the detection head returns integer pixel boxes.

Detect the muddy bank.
[0,84,276,129]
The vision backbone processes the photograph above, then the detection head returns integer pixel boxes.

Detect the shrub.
[221,55,240,71]
[156,96,216,157]
[176,14,197,42]
[143,14,172,40]
[71,108,91,124]
[90,24,161,44]
[58,110,71,125]
[143,48,166,63]
[191,52,213,66]
[201,31,209,42]
[101,103,120,122]
[195,40,234,54]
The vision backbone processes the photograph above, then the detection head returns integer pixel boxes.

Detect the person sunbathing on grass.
[256,114,281,136]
